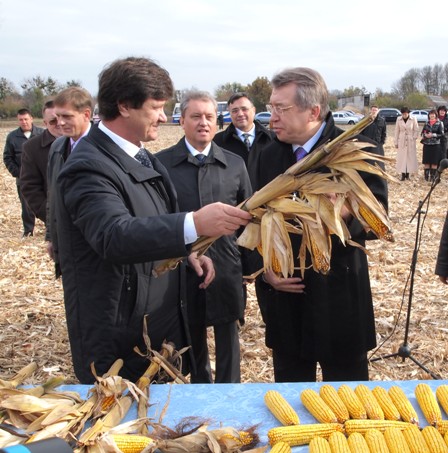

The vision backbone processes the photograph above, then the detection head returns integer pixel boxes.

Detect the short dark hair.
[437,105,447,113]
[401,107,410,114]
[98,57,174,120]
[17,108,31,116]
[227,92,253,106]
[42,100,55,115]
[54,87,93,113]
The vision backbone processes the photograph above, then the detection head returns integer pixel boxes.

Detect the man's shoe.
[22,231,33,238]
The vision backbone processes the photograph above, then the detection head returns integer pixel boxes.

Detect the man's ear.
[309,105,321,122]
[118,102,131,118]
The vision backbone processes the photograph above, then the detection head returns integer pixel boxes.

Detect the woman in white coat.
[394,107,419,181]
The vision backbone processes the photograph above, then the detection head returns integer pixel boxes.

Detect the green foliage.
[342,85,368,97]
[404,92,430,109]
[246,76,271,112]
[214,82,247,102]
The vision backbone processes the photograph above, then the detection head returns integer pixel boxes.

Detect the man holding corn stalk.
[257,67,388,382]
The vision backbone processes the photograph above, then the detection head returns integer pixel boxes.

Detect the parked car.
[410,110,429,123]
[378,108,401,123]
[255,111,272,125]
[343,110,365,119]
[332,111,360,125]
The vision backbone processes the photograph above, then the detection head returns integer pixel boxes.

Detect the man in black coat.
[362,105,387,147]
[258,67,388,382]
[157,91,252,383]
[436,211,448,283]
[3,108,44,237]
[20,100,63,224]
[55,57,251,384]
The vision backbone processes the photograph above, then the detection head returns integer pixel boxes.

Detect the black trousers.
[17,182,35,234]
[272,350,369,382]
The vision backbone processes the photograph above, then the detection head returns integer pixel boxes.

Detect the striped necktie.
[195,153,206,166]
[134,148,153,168]
[242,133,251,150]
[294,147,307,162]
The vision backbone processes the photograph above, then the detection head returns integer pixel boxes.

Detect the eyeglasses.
[267,104,295,116]
[48,118,58,126]
[230,106,252,115]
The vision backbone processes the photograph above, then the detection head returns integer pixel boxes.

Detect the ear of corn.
[309,436,332,453]
[270,440,292,453]
[267,423,343,447]
[402,423,431,453]
[358,204,394,241]
[415,383,442,427]
[383,427,412,453]
[344,419,414,435]
[301,389,338,424]
[328,430,351,453]
[110,434,153,452]
[372,386,402,421]
[421,426,448,453]
[355,384,385,420]
[388,386,419,425]
[436,420,448,436]
[319,384,350,424]
[436,385,448,417]
[364,428,390,453]
[337,385,367,420]
[347,432,370,453]
[264,390,300,426]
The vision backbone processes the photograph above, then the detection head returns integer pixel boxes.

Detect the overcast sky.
[1,0,446,98]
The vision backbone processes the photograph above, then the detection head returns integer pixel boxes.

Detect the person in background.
[257,67,388,382]
[437,105,448,159]
[157,90,252,383]
[394,107,419,181]
[436,211,448,284]
[3,108,44,237]
[20,101,63,224]
[217,112,224,130]
[214,92,276,323]
[46,87,93,277]
[362,105,386,148]
[54,57,251,384]
[421,109,444,182]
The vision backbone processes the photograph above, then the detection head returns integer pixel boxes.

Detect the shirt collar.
[98,121,141,157]
[292,121,326,154]
[70,122,91,151]
[184,138,211,157]
[235,124,255,139]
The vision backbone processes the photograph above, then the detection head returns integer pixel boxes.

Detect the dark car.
[378,108,401,123]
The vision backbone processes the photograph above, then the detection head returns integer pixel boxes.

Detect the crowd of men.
[3,57,446,385]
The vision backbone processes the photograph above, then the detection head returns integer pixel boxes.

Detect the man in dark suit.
[362,105,387,148]
[157,90,252,383]
[258,67,388,382]
[3,108,44,237]
[20,100,63,225]
[54,58,251,383]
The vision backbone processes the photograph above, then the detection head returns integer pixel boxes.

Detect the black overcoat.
[257,114,388,363]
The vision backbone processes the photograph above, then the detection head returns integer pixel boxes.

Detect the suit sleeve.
[3,134,19,177]
[436,211,448,277]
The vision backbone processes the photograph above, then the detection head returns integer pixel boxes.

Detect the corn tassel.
[301,389,338,424]
[319,384,350,424]
[344,419,414,435]
[364,428,390,453]
[372,386,402,421]
[110,434,153,452]
[309,436,332,453]
[328,430,351,453]
[415,383,442,426]
[355,384,385,420]
[421,425,448,453]
[402,423,431,453]
[388,386,419,425]
[264,390,300,426]
[267,423,343,447]
[337,385,367,420]
[436,385,448,417]
[270,440,292,453]
[347,432,370,453]
[383,427,411,453]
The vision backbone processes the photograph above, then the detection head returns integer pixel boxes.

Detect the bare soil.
[1,123,448,385]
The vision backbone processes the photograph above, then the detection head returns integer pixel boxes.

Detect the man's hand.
[438,275,448,284]
[263,269,306,294]
[46,241,55,261]
[188,252,215,289]
[193,202,251,237]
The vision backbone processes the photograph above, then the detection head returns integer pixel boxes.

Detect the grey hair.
[180,90,217,116]
[271,67,329,120]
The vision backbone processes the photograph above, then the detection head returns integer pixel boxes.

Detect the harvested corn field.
[1,123,448,385]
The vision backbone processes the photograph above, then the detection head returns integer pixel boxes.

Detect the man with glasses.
[3,108,44,237]
[20,100,63,225]
[258,67,388,382]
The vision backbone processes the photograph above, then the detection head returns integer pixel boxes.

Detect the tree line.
[2,62,448,119]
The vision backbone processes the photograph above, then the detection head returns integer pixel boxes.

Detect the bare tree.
[432,64,444,95]
[393,68,421,98]
[420,66,434,94]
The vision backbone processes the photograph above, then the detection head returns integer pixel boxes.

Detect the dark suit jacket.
[436,211,448,277]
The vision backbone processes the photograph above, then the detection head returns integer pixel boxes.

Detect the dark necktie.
[242,133,251,150]
[294,147,307,162]
[134,148,153,168]
[195,153,206,166]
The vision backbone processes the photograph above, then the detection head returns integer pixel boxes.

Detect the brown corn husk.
[0,363,38,389]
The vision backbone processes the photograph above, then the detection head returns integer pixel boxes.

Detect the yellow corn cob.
[347,432,370,453]
[111,434,153,452]
[388,386,419,425]
[436,385,448,417]
[264,390,300,426]
[238,430,255,446]
[267,423,343,447]
[301,389,338,424]
[344,419,414,435]
[270,441,292,453]
[402,423,431,453]
[436,420,448,436]
[415,383,443,426]
[372,386,402,421]
[383,427,411,453]
[421,426,448,453]
[358,204,394,241]
[320,384,350,424]
[328,430,350,453]
[257,244,282,273]
[337,384,367,419]
[309,234,330,274]
[355,384,385,420]
[309,436,332,453]
[364,428,390,453]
